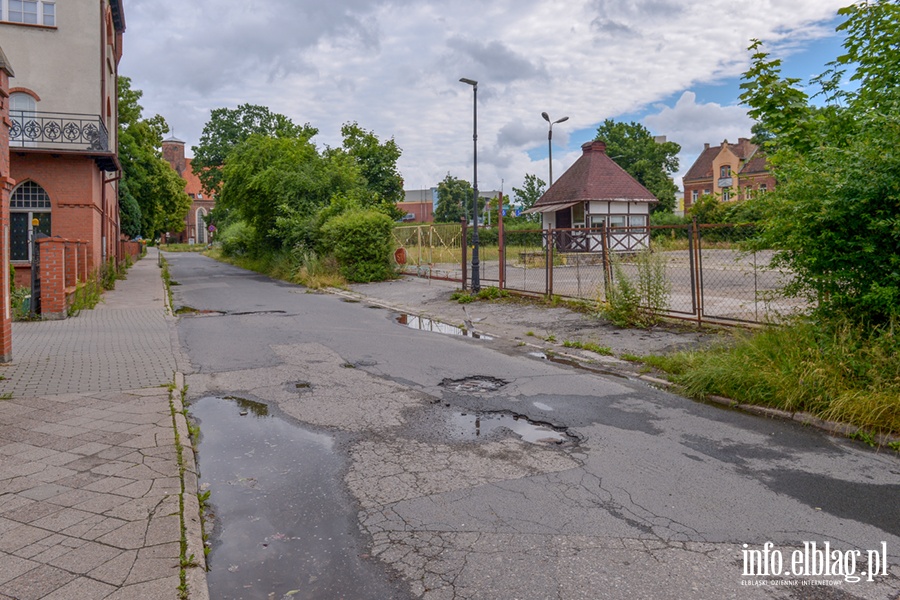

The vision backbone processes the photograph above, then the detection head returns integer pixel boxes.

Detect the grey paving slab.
[0,249,205,600]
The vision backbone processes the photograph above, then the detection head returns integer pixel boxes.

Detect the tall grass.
[651,318,900,435]
[206,247,347,290]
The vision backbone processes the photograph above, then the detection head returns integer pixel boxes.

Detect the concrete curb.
[172,373,210,600]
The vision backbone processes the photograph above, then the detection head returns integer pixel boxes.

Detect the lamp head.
[556,116,569,124]
[459,77,478,87]
[541,112,550,122]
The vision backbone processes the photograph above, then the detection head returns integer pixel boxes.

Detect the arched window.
[196,208,208,244]
[10,181,52,261]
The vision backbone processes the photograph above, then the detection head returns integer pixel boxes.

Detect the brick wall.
[36,237,89,320]
[0,52,13,362]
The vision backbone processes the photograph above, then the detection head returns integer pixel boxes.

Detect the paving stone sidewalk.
[0,248,206,600]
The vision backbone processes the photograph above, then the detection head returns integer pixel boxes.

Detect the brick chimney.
[582,140,607,154]
[162,136,185,176]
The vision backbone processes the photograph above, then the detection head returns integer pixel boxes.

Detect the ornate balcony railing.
[10,111,110,152]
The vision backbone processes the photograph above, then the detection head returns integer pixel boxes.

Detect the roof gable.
[532,141,657,208]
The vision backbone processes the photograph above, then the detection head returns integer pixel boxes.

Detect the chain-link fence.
[393,222,803,325]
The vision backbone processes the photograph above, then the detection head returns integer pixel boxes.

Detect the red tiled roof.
[683,138,763,182]
[182,158,205,197]
[532,141,657,208]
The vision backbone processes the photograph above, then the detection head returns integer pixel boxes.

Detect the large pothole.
[440,375,509,393]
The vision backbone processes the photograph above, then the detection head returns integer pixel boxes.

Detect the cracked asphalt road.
[166,252,900,600]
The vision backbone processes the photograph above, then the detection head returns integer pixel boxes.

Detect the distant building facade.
[162,136,215,244]
[682,138,775,210]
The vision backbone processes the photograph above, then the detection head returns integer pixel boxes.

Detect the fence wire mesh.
[392,222,804,324]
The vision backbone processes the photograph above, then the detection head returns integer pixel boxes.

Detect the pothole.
[440,376,508,393]
[396,314,492,340]
[175,306,225,316]
[449,411,576,445]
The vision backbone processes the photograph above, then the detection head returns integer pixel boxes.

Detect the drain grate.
[440,376,508,393]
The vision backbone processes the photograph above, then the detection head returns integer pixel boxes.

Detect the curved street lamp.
[460,77,480,293]
[542,112,569,186]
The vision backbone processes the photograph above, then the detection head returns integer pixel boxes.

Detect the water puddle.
[396,314,492,340]
[448,411,574,445]
[190,396,405,600]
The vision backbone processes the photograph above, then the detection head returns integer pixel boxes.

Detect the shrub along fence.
[393,221,804,325]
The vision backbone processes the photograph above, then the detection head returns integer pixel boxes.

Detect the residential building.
[0,46,13,361]
[3,0,125,287]
[525,140,657,252]
[162,135,214,243]
[682,138,775,210]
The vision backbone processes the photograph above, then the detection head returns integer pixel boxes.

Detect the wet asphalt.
[166,252,900,600]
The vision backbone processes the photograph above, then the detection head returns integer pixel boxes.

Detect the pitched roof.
[531,141,657,209]
[183,158,205,197]
[683,138,762,182]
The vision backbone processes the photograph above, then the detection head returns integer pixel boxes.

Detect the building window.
[722,189,730,202]
[720,165,731,177]
[3,0,56,25]
[10,181,52,261]
[608,215,626,228]
[759,183,768,193]
[572,203,585,227]
[691,190,699,202]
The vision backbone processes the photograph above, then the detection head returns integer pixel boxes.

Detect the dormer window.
[720,166,731,177]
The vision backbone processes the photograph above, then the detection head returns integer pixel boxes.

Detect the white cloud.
[119,0,846,196]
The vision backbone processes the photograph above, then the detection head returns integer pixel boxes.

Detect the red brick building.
[682,138,775,210]
[3,0,125,287]
[0,46,14,361]
[162,136,215,244]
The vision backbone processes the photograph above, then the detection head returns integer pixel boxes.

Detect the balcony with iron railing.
[10,111,110,152]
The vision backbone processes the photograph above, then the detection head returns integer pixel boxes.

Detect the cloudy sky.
[119,0,850,198]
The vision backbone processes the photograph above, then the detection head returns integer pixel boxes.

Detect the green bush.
[218,221,257,257]
[320,209,394,283]
[602,250,670,327]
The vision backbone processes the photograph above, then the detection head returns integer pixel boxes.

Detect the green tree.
[594,120,680,213]
[117,77,192,239]
[217,134,363,251]
[738,0,900,324]
[434,174,474,223]
[191,104,317,196]
[511,173,546,222]
[336,122,405,219]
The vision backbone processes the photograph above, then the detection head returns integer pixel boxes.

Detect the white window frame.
[2,0,55,26]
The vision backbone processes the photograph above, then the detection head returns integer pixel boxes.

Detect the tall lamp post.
[460,77,480,293]
[542,112,568,186]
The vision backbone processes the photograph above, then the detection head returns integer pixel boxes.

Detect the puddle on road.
[448,411,574,445]
[396,314,492,340]
[190,396,404,600]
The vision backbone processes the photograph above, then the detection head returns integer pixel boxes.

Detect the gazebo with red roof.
[524,140,657,252]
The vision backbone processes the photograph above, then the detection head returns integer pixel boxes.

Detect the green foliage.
[118,77,193,239]
[739,3,900,325]
[511,174,546,222]
[594,120,681,213]
[435,174,482,223]
[320,209,395,282]
[476,286,509,300]
[450,290,475,303]
[217,221,257,257]
[218,134,363,250]
[67,277,103,316]
[562,340,614,356]
[602,250,671,327]
[191,104,317,196]
[661,317,900,435]
[336,122,405,219]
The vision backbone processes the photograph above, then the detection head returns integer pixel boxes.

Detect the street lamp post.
[460,77,480,293]
[542,112,568,186]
